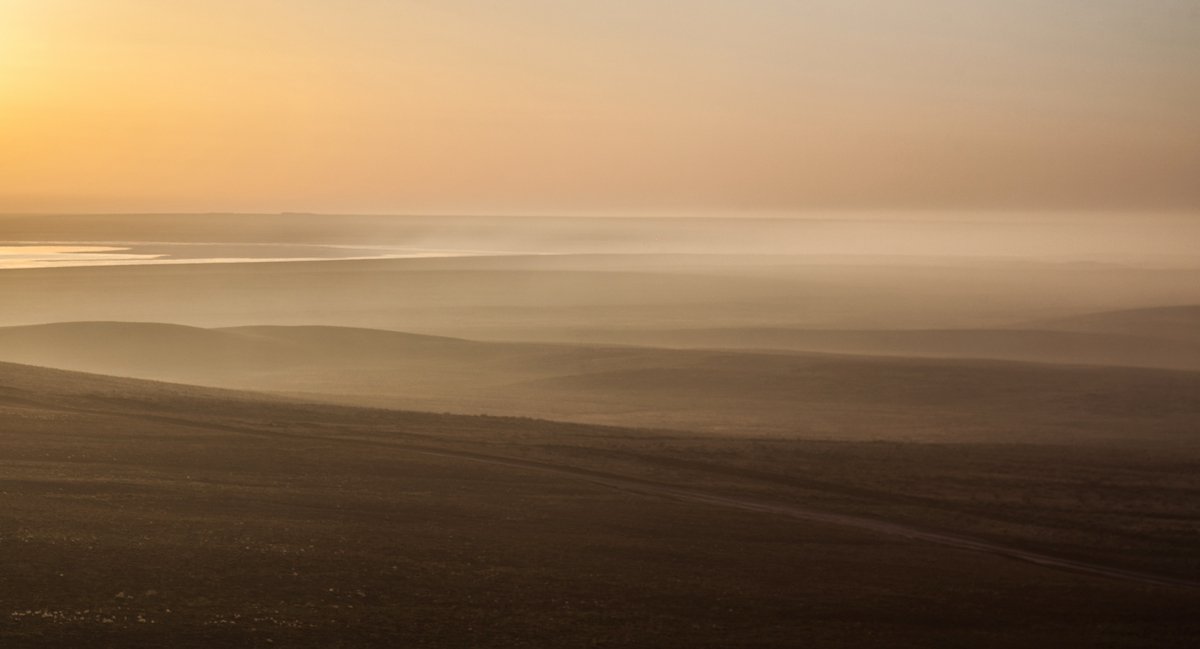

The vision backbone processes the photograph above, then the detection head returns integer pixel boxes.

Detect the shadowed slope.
[2,322,1199,444]
[1028,305,1200,343]
[0,322,495,381]
[223,325,487,358]
[520,326,1200,371]
[0,322,298,378]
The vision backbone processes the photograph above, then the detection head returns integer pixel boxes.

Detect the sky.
[1,0,1198,215]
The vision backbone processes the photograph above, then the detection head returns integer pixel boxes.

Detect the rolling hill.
[512,325,1200,371]
[0,321,497,382]
[1027,305,1200,343]
[2,359,1199,647]
[2,322,1199,445]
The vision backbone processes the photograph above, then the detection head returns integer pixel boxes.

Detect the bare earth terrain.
[2,361,1199,648]
[2,319,1199,443]
[2,214,1198,647]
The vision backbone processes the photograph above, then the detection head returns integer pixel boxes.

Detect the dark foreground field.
[2,361,1198,648]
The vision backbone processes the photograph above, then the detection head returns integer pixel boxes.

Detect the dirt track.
[396,443,1200,591]
[38,396,1200,592]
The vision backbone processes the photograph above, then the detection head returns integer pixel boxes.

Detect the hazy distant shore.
[0,241,526,270]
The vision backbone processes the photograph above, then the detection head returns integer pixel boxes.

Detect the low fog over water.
[2,213,1198,333]
[3,211,1200,259]
[2,211,1199,444]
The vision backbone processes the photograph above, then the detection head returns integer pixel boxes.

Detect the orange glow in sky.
[2,1,1198,214]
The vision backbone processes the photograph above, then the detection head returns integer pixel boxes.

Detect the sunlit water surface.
[0,243,507,270]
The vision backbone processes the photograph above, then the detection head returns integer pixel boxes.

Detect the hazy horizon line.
[3,209,1199,222]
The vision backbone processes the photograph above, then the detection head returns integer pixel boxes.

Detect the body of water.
[0,242,507,270]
